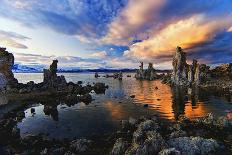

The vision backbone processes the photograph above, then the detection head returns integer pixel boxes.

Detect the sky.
[0,0,232,69]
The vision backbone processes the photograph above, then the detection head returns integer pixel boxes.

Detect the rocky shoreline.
[0,48,108,103]
[111,114,232,155]
[1,102,232,155]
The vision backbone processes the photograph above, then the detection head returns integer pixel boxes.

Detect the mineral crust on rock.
[0,47,18,89]
[135,62,158,80]
[171,46,205,86]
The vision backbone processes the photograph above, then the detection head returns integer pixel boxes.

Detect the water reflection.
[104,100,124,121]
[2,73,231,139]
[127,80,231,120]
[171,86,187,119]
[170,86,209,120]
[43,104,59,121]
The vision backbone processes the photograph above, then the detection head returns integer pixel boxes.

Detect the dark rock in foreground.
[111,113,232,155]
[0,105,232,155]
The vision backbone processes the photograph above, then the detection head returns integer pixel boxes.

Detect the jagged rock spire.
[0,47,18,89]
[172,46,201,86]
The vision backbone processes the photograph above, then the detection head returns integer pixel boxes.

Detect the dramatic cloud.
[0,0,232,69]
[124,14,232,63]
[0,0,127,40]
[13,52,108,69]
[102,0,165,45]
[228,26,232,32]
[0,30,30,49]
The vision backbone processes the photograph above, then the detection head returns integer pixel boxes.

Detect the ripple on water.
[13,73,232,139]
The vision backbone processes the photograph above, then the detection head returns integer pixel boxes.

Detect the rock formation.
[211,63,232,78]
[172,46,201,86]
[43,60,67,90]
[0,48,18,89]
[110,72,123,80]
[94,72,99,78]
[118,71,123,80]
[135,62,158,80]
[135,62,144,79]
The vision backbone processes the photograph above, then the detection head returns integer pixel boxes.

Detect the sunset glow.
[0,0,231,69]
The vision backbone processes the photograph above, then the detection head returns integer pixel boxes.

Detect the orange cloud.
[101,0,165,45]
[228,26,232,32]
[124,14,232,62]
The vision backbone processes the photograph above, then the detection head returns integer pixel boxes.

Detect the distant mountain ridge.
[13,64,44,73]
[13,64,171,73]
[12,64,137,73]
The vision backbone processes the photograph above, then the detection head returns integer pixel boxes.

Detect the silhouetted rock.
[43,60,67,90]
[78,94,92,103]
[0,48,18,89]
[43,105,58,121]
[94,72,99,78]
[135,62,158,80]
[93,82,108,94]
[143,104,148,108]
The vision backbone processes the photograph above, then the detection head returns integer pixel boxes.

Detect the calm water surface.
[11,73,232,139]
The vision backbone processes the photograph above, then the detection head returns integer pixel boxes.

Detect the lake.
[10,73,232,139]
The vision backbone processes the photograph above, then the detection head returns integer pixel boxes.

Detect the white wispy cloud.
[0,30,30,49]
[89,51,107,58]
[123,14,232,62]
